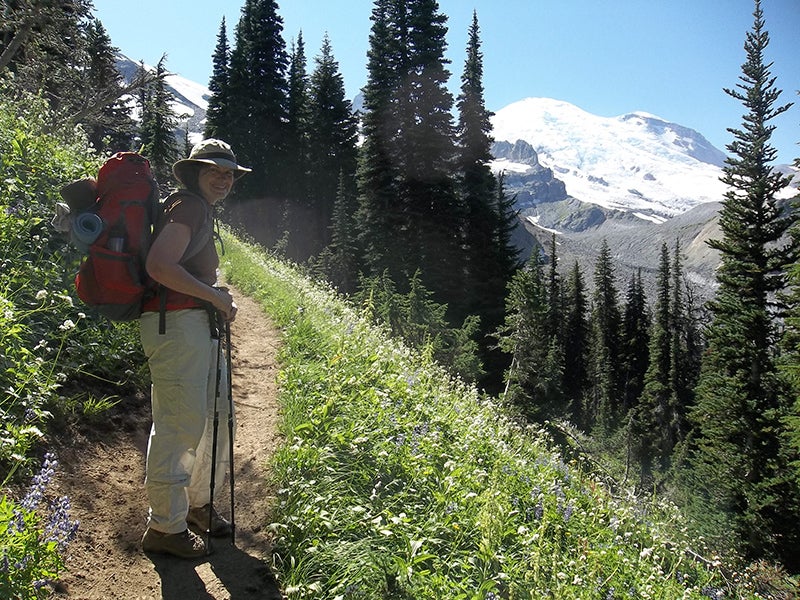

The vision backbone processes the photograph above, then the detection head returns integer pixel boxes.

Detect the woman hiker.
[139,139,250,558]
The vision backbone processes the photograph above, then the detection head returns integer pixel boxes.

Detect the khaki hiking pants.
[140,308,234,535]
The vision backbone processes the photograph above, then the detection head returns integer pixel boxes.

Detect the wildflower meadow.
[221,233,763,599]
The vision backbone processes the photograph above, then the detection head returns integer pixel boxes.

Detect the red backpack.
[74,152,211,322]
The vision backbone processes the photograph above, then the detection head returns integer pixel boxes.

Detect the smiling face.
[197,164,235,204]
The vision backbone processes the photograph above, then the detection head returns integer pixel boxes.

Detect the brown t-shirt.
[142,191,218,312]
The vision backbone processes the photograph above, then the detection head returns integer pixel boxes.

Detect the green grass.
[221,232,764,600]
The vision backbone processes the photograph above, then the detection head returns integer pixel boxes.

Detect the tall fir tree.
[205,17,230,140]
[307,34,359,261]
[634,243,673,483]
[563,260,590,428]
[355,0,403,276]
[586,239,622,433]
[356,0,463,313]
[455,12,520,391]
[780,172,800,503]
[500,257,564,422]
[139,57,179,190]
[668,239,699,451]
[688,0,800,567]
[455,10,496,321]
[83,19,135,153]
[620,269,650,415]
[226,0,289,203]
[545,234,563,341]
[285,32,311,208]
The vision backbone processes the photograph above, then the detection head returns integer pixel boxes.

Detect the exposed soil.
[48,286,285,599]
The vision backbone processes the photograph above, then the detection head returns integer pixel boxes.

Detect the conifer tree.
[620,269,650,414]
[139,58,180,189]
[586,239,622,432]
[634,243,672,482]
[563,260,589,428]
[226,0,289,201]
[454,12,520,391]
[83,19,135,152]
[205,17,230,139]
[356,0,462,312]
[307,34,359,259]
[285,32,310,210]
[355,0,401,274]
[688,0,799,565]
[500,257,564,422]
[315,172,361,294]
[0,0,92,115]
[668,239,699,448]
[545,234,563,341]
[455,10,497,307]
[781,190,800,504]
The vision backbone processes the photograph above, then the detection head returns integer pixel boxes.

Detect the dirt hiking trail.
[50,286,285,599]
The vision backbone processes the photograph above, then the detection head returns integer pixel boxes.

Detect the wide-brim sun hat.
[172,138,251,185]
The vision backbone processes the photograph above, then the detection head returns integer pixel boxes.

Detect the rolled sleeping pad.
[71,212,103,253]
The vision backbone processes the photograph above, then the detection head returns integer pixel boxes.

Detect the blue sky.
[92,0,799,165]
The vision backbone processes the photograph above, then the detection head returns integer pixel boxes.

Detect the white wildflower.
[59,319,76,331]
[35,290,48,300]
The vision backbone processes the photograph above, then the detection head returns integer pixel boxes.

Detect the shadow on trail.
[149,540,282,600]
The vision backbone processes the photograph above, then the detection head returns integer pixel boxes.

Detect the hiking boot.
[187,504,232,537]
[141,527,207,558]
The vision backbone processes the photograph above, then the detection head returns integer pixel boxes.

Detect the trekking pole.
[207,314,223,555]
[225,320,236,545]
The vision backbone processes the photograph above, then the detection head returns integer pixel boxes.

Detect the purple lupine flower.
[43,495,79,552]
[21,453,57,511]
[563,500,574,523]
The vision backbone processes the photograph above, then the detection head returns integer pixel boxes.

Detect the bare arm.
[146,222,237,321]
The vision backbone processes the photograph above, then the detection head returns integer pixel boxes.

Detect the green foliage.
[1,453,78,599]
[688,0,800,568]
[355,270,483,383]
[586,240,623,433]
[499,258,566,422]
[226,0,290,199]
[356,0,463,314]
[0,95,145,475]
[205,17,231,140]
[139,57,180,189]
[221,232,766,599]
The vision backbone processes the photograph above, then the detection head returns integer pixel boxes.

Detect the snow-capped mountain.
[490,97,730,221]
